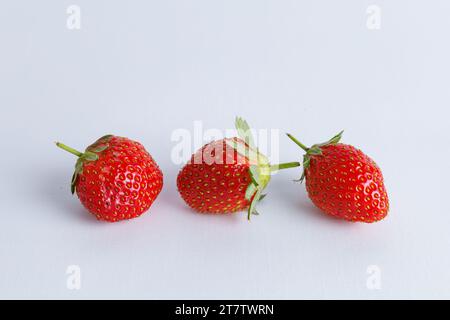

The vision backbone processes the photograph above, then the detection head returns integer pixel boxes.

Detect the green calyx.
[56,135,113,194]
[227,117,300,220]
[286,130,344,182]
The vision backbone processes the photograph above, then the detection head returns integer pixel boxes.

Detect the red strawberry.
[56,135,163,222]
[287,131,389,223]
[177,118,300,219]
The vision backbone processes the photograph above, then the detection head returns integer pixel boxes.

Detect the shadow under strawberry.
[41,166,95,224]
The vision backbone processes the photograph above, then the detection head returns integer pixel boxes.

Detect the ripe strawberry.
[177,118,300,219]
[56,135,163,222]
[287,131,389,223]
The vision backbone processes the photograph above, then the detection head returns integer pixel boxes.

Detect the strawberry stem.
[55,142,83,157]
[286,133,309,152]
[270,161,300,172]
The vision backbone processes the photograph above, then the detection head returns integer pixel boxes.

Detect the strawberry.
[56,135,163,222]
[177,118,300,219]
[287,131,389,223]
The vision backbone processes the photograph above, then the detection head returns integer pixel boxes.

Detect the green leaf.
[303,155,310,169]
[70,172,77,194]
[249,165,260,186]
[245,183,258,201]
[298,155,310,184]
[328,130,344,144]
[299,172,306,183]
[307,146,322,155]
[235,117,255,148]
[90,145,108,153]
[259,193,267,201]
[317,130,344,147]
[71,159,84,194]
[247,188,262,220]
[97,134,114,142]
[82,152,99,161]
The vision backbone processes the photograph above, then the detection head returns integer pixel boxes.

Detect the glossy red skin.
[177,138,253,213]
[75,136,163,222]
[305,144,389,223]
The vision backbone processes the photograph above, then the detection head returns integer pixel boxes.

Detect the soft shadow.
[161,179,246,225]
[296,194,343,223]
[183,202,246,225]
[39,165,99,224]
[271,177,348,226]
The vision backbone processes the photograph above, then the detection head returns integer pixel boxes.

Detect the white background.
[1,1,449,299]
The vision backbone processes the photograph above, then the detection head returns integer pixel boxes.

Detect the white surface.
[1,1,450,299]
